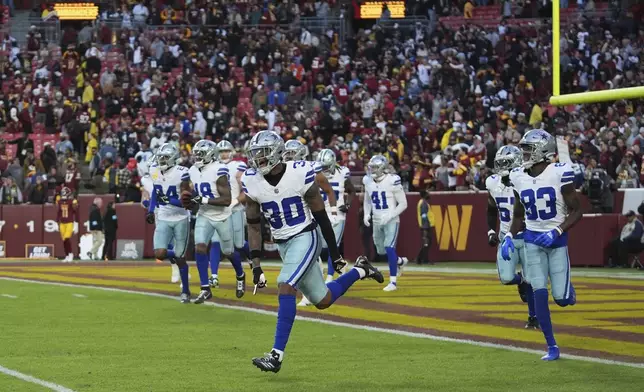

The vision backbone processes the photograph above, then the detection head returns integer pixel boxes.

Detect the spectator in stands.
[26,175,47,205]
[606,210,644,267]
[0,176,22,204]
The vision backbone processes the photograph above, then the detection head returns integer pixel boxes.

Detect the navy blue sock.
[385,247,398,278]
[166,249,175,260]
[195,253,210,288]
[209,242,221,275]
[509,273,522,285]
[229,251,244,277]
[273,294,297,352]
[179,264,190,295]
[526,283,536,317]
[534,288,556,346]
[242,241,250,257]
[326,269,361,305]
[325,249,334,277]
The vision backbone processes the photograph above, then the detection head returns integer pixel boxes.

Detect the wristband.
[201,197,210,205]
[487,229,496,236]
[555,226,563,235]
[250,250,261,260]
[331,206,338,214]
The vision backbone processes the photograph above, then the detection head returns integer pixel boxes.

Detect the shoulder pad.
[391,174,402,186]
[244,168,257,176]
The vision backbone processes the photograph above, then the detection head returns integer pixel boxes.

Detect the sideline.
[2,277,643,369]
[0,365,76,392]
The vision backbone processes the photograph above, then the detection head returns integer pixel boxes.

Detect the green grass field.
[1,274,643,392]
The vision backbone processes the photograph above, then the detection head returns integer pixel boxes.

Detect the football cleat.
[517,273,529,303]
[297,296,312,307]
[525,316,540,330]
[397,257,409,276]
[541,345,560,361]
[179,293,191,304]
[171,264,180,283]
[252,350,282,373]
[354,256,384,283]
[209,275,220,288]
[236,273,246,298]
[194,289,212,304]
[383,282,398,292]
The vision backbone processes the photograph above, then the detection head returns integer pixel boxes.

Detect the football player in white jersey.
[502,129,582,361]
[242,131,384,373]
[181,140,246,304]
[147,143,192,303]
[209,140,250,287]
[363,155,408,292]
[486,145,538,329]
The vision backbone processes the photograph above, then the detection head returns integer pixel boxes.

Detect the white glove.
[380,212,395,226]
[363,216,371,227]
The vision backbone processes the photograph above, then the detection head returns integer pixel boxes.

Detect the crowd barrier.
[0,191,639,265]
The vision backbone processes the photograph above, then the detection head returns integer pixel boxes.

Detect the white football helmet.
[283,139,307,161]
[192,140,218,169]
[367,155,388,181]
[217,140,235,163]
[156,143,179,172]
[247,131,285,175]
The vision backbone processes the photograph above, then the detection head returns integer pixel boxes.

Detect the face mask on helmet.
[282,150,298,162]
[249,146,279,175]
[193,149,208,168]
[368,161,386,180]
[219,150,232,163]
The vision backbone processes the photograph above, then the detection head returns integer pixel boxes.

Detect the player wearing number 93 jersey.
[485,146,538,330]
[185,140,246,304]
[362,155,408,292]
[148,143,192,303]
[502,129,583,361]
[242,130,384,373]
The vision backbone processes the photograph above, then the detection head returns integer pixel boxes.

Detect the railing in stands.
[11,17,61,46]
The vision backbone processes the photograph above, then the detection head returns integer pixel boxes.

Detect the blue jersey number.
[153,184,178,205]
[371,191,389,210]
[320,182,340,202]
[293,161,307,168]
[495,197,514,222]
[520,187,557,221]
[194,183,215,198]
[261,196,306,229]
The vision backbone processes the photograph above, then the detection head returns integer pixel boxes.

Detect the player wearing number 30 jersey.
[242,131,384,373]
[362,155,408,292]
[503,129,583,361]
[485,146,538,330]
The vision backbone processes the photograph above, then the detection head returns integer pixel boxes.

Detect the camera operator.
[583,159,614,213]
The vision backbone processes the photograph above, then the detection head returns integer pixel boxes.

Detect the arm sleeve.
[391,187,408,218]
[147,189,157,214]
[363,187,372,219]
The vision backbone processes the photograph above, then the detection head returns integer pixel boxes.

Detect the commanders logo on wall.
[116,240,144,259]
[430,205,473,251]
[26,244,55,259]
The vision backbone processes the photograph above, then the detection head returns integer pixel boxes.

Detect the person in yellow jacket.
[529,102,543,126]
[416,190,434,264]
[85,133,98,163]
[82,80,94,104]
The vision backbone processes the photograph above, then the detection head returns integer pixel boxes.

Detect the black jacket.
[103,206,118,234]
[89,205,103,231]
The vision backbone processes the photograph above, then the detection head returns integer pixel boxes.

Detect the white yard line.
[0,365,76,392]
[1,277,643,369]
[1,294,17,299]
[72,294,87,298]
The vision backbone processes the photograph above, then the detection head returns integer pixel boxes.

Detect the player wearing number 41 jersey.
[242,131,384,373]
[183,140,246,304]
[363,155,408,292]
[147,143,193,303]
[503,129,583,361]
[485,146,538,330]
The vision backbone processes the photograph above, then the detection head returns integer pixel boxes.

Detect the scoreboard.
[359,1,406,19]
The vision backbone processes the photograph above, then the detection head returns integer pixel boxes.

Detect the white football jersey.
[509,162,574,233]
[485,174,516,235]
[189,162,232,221]
[242,161,316,241]
[225,160,248,212]
[141,174,153,195]
[321,166,351,220]
[149,164,190,221]
[363,173,403,225]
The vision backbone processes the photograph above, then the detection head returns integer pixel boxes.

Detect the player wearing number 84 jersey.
[503,129,583,361]
[242,130,384,373]
[362,155,408,292]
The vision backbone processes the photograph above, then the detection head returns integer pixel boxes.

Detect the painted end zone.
[0,263,643,368]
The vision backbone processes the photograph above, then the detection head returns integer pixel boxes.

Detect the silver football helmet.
[367,155,388,181]
[247,130,285,175]
[192,139,218,169]
[519,129,557,169]
[156,143,179,172]
[316,149,337,174]
[283,139,307,161]
[494,145,523,177]
[217,140,235,163]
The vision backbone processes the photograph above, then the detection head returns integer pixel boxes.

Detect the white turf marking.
[1,277,643,369]
[0,365,76,392]
[72,294,87,298]
[1,294,17,299]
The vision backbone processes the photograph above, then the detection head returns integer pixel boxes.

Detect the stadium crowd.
[0,0,642,206]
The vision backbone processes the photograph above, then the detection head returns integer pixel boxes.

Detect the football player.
[362,155,408,292]
[57,187,78,263]
[208,140,250,289]
[182,140,246,304]
[486,146,538,329]
[243,131,384,373]
[147,143,193,303]
[502,129,582,361]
